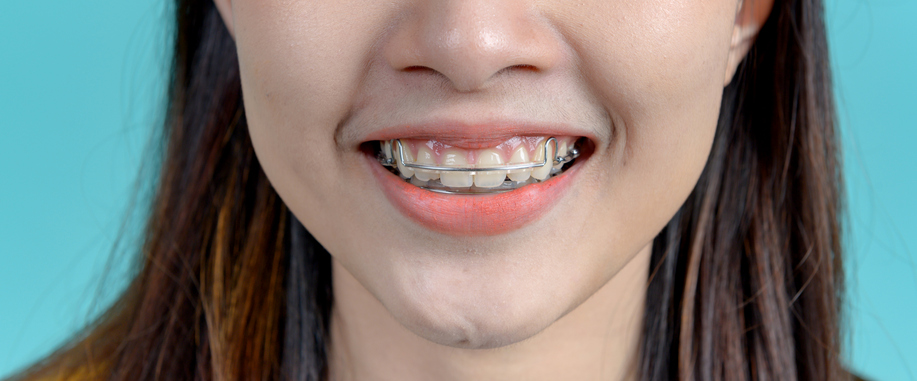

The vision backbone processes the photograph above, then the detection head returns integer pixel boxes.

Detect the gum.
[395,136,576,168]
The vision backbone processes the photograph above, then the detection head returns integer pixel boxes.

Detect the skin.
[213,0,772,379]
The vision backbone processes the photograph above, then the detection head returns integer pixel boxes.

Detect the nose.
[384,0,562,92]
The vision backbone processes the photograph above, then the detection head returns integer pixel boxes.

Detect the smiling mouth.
[363,133,593,235]
[371,136,589,194]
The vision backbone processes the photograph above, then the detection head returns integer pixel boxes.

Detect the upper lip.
[361,119,597,149]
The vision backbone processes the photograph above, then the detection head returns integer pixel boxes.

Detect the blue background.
[1,0,914,379]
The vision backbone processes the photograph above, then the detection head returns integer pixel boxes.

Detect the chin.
[377,256,578,349]
[396,295,562,349]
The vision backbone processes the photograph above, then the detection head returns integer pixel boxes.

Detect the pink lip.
[367,155,578,236]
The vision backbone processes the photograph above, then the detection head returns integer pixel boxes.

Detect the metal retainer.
[378,137,581,194]
[380,137,579,172]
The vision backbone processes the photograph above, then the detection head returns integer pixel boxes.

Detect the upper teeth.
[383,137,578,190]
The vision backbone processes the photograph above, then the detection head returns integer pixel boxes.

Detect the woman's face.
[217,0,761,348]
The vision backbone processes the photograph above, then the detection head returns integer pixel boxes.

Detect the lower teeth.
[407,169,565,194]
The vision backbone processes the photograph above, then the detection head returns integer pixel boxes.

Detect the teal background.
[1,0,914,379]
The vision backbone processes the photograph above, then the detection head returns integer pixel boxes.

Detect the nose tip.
[384,0,562,92]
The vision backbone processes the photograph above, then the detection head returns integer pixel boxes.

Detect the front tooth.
[440,149,473,187]
[507,145,532,182]
[394,141,415,179]
[474,149,507,188]
[383,141,393,163]
[553,141,569,170]
[531,140,554,180]
[413,146,439,181]
[410,177,428,186]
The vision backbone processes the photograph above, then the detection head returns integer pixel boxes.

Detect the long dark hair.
[640,0,843,376]
[11,0,844,379]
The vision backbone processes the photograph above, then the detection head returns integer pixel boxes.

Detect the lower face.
[231,0,737,348]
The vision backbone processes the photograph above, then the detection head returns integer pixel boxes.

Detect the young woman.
[13,0,848,379]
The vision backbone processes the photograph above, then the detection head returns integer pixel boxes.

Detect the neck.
[328,245,650,381]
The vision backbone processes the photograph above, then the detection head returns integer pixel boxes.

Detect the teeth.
[410,176,428,186]
[413,145,440,181]
[395,143,415,179]
[474,149,507,188]
[383,137,578,192]
[531,140,554,180]
[553,141,568,170]
[383,141,393,162]
[507,145,532,182]
[440,149,474,187]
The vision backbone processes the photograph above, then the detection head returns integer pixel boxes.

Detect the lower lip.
[368,155,578,236]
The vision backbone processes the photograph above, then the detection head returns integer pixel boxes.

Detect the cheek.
[555,0,736,251]
[229,0,400,225]
[554,0,735,125]
[231,0,398,158]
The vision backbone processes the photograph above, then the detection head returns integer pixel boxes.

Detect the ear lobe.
[724,0,774,85]
[213,0,235,37]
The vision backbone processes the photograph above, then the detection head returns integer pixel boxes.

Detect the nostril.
[496,64,539,76]
[511,64,538,72]
[403,65,436,73]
